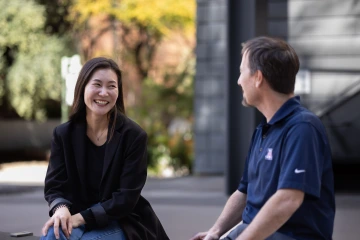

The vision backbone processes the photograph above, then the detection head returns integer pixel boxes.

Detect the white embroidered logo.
[265,148,273,160]
[294,169,306,174]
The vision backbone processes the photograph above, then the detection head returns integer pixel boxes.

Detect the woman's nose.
[99,88,109,96]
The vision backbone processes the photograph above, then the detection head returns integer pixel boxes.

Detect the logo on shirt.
[265,148,273,160]
[294,168,306,174]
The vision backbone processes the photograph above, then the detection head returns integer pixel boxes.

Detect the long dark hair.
[69,57,125,142]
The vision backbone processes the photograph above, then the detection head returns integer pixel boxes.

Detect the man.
[190,36,335,240]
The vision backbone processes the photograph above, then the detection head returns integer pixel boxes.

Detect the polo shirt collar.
[267,96,301,125]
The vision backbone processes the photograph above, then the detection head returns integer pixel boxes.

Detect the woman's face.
[84,68,119,118]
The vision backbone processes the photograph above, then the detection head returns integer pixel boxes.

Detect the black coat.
[44,114,169,240]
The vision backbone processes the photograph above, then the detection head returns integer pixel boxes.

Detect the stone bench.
[0,232,38,240]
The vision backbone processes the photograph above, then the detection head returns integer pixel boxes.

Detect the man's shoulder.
[286,107,324,129]
[283,107,329,143]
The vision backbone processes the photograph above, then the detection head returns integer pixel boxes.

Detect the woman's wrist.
[52,203,70,214]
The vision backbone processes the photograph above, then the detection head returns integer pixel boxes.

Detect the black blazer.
[44,113,169,240]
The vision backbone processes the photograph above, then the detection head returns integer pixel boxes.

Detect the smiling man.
[190,37,335,240]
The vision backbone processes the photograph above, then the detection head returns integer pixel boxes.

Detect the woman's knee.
[81,221,126,240]
[40,226,67,240]
[40,225,84,240]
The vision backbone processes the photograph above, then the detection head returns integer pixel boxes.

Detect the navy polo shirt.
[238,96,335,240]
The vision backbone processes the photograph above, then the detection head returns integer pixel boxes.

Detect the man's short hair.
[242,36,300,94]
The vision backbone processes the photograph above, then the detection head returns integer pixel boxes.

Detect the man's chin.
[242,99,250,107]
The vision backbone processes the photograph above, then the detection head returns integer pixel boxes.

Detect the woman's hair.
[69,57,125,142]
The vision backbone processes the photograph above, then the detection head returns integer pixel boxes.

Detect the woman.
[41,57,169,240]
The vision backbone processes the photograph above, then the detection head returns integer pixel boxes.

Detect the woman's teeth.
[94,100,108,105]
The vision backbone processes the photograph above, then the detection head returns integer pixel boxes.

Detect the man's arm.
[207,190,247,238]
[236,189,304,240]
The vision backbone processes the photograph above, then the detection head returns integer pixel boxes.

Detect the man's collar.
[259,96,301,127]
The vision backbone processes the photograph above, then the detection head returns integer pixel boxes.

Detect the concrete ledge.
[0,231,38,240]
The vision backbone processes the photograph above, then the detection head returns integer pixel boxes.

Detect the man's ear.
[255,70,264,88]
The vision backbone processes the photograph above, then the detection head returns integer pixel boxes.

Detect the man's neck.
[257,93,294,123]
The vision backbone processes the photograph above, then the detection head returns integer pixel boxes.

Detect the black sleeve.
[80,209,97,230]
[44,127,72,216]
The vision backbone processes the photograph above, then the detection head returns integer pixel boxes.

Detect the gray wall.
[194,0,228,174]
[0,120,59,152]
[194,0,360,173]
[269,0,360,110]
[269,0,360,163]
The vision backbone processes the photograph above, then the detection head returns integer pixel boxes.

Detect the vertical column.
[226,0,268,195]
[194,0,228,174]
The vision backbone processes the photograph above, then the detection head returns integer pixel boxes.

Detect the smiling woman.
[41,57,169,240]
[84,69,118,116]
[83,68,119,145]
[70,58,125,144]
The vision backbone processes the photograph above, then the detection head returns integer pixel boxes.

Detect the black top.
[79,136,106,228]
[44,113,169,239]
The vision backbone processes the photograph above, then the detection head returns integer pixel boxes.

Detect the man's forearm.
[236,189,304,240]
[208,190,246,238]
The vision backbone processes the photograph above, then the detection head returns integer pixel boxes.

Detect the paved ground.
[0,162,359,240]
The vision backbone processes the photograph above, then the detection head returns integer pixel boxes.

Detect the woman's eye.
[93,83,101,86]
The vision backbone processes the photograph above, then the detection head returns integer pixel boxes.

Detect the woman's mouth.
[94,100,109,105]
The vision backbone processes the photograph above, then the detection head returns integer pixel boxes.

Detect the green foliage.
[127,54,195,175]
[69,0,195,78]
[70,0,195,37]
[0,0,70,120]
[168,132,193,172]
[115,0,195,38]
[0,0,196,174]
[35,0,73,35]
[64,0,199,175]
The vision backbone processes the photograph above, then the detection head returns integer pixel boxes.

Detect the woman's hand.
[42,207,72,239]
[189,231,219,240]
[71,213,85,228]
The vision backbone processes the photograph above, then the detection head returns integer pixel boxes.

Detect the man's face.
[237,51,257,107]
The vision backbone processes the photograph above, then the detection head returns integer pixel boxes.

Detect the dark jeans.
[221,224,295,240]
[40,220,126,240]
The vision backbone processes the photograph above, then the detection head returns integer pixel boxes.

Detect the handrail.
[314,80,360,118]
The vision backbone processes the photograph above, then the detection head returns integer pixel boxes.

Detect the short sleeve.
[237,129,258,194]
[238,155,249,194]
[278,123,324,199]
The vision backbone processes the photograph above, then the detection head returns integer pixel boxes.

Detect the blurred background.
[0,0,195,177]
[0,0,359,239]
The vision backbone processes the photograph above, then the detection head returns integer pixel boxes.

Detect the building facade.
[194,0,360,193]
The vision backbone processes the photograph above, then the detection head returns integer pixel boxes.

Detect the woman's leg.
[80,221,126,240]
[40,225,85,240]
